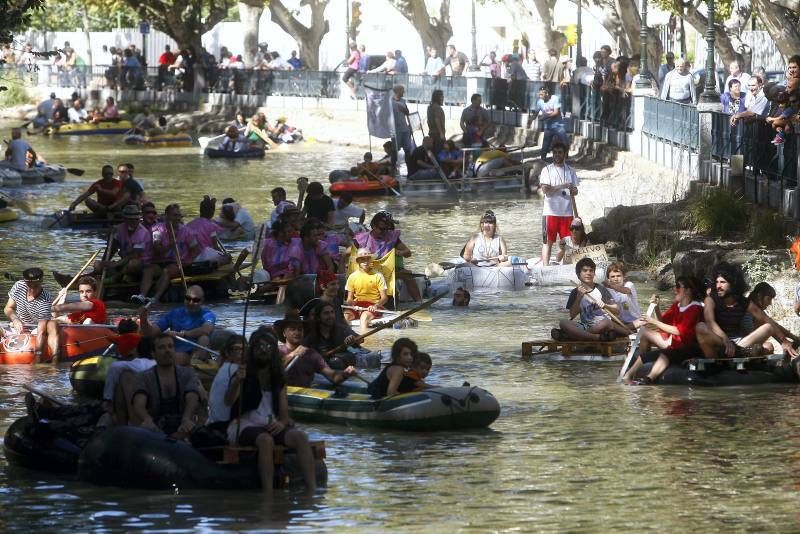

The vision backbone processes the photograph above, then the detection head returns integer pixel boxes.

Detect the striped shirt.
[7,280,53,324]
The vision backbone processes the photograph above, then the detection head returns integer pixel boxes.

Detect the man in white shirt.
[724,60,751,92]
[332,193,365,230]
[539,142,579,265]
[424,46,444,76]
[660,58,696,104]
[67,99,88,123]
[730,75,769,125]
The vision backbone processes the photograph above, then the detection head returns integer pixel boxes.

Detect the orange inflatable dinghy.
[0,326,114,364]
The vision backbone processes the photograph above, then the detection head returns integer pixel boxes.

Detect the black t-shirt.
[407,146,430,175]
[123,178,144,201]
[304,195,335,223]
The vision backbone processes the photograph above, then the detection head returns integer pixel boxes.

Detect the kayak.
[124,133,193,147]
[635,357,798,386]
[45,120,134,135]
[330,176,399,196]
[0,164,66,184]
[41,210,122,230]
[287,383,500,431]
[0,207,19,223]
[0,326,115,364]
[204,147,266,159]
[430,258,532,292]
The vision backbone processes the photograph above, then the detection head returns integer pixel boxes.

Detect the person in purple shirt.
[104,204,160,303]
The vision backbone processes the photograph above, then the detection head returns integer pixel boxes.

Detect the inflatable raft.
[0,164,66,185]
[635,358,799,386]
[45,120,134,135]
[330,176,399,196]
[204,147,266,159]
[0,207,19,223]
[0,326,114,364]
[287,384,500,431]
[124,133,193,147]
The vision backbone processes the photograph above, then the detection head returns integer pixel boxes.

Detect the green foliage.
[684,188,747,237]
[742,248,777,286]
[747,209,787,249]
[653,0,733,23]
[26,0,138,32]
[0,72,32,107]
[1,0,46,43]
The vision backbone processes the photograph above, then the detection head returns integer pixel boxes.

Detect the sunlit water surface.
[0,130,798,530]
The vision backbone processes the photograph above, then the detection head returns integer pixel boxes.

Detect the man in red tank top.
[45,276,108,363]
[68,164,124,215]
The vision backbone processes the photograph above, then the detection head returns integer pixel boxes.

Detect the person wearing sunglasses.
[139,285,215,366]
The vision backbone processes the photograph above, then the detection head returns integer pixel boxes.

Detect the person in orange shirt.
[45,276,108,363]
[68,165,124,215]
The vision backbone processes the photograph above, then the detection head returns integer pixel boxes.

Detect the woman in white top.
[462,210,512,267]
[602,261,641,327]
[206,335,246,427]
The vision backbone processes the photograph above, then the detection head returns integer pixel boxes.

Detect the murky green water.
[1,130,799,530]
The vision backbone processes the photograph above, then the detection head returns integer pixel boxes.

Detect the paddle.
[570,192,579,219]
[361,166,401,196]
[618,302,658,381]
[426,149,456,193]
[167,223,188,293]
[97,230,114,299]
[241,224,266,338]
[572,281,629,330]
[341,305,432,322]
[172,334,221,359]
[0,194,33,215]
[324,294,443,357]
[53,249,102,306]
[66,168,85,176]
[198,133,225,150]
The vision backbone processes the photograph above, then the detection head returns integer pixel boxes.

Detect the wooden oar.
[54,249,102,306]
[167,223,188,293]
[361,166,401,196]
[324,294,443,357]
[341,305,432,322]
[426,149,456,192]
[97,230,114,299]
[572,281,629,330]
[570,193,579,220]
[198,133,226,149]
[618,302,658,381]
[172,334,220,358]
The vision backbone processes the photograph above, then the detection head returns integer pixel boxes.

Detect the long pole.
[469,0,479,72]
[576,0,583,63]
[241,224,266,338]
[168,222,188,293]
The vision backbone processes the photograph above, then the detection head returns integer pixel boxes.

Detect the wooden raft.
[521,338,631,360]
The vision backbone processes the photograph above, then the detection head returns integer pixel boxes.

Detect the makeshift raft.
[41,210,123,230]
[0,326,114,364]
[521,338,630,361]
[123,133,193,147]
[635,354,799,386]
[103,261,241,302]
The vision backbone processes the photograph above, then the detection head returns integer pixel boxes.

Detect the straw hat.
[355,247,373,263]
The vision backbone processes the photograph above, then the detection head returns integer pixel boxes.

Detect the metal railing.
[642,96,699,150]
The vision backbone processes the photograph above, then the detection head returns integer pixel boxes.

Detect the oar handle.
[172,333,220,358]
[573,282,627,329]
[56,249,102,306]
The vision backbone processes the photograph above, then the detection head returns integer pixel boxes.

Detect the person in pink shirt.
[186,196,230,265]
[141,203,200,304]
[296,219,335,275]
[342,42,361,99]
[260,218,301,281]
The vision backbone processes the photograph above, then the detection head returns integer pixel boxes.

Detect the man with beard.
[696,262,798,359]
[303,300,360,368]
[276,311,356,387]
[130,333,201,435]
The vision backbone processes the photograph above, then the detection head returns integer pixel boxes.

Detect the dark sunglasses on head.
[185,296,202,303]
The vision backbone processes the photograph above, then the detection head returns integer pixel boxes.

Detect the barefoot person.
[552,258,624,342]
[68,165,125,216]
[539,143,578,265]
[344,248,389,331]
[462,210,512,267]
[696,262,798,360]
[621,276,704,384]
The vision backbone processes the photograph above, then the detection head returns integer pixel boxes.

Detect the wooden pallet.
[521,338,631,361]
[687,353,784,371]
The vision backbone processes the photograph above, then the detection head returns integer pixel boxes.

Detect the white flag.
[364,86,394,139]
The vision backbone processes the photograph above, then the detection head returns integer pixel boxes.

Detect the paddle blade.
[66,168,85,176]
[14,199,34,215]
[198,136,212,149]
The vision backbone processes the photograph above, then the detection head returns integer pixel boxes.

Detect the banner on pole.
[364,85,394,139]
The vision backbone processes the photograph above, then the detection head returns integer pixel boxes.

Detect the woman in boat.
[622,276,704,384]
[368,337,419,398]
[226,328,317,495]
[260,218,302,283]
[462,210,512,267]
[556,217,590,264]
[743,282,797,352]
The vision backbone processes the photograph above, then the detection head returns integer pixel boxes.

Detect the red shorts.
[544,215,572,243]
[349,300,383,319]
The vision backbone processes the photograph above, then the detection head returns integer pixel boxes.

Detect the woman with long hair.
[462,210,512,267]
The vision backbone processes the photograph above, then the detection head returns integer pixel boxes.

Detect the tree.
[387,0,452,61]
[1,0,45,44]
[238,0,264,66]
[655,0,740,66]
[25,0,138,32]
[266,0,330,70]
[753,0,800,60]
[120,0,233,52]
[500,0,566,55]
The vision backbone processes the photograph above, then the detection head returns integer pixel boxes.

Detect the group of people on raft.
[217,110,302,152]
[550,257,800,383]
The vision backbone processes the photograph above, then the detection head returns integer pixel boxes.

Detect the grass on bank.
[0,72,31,108]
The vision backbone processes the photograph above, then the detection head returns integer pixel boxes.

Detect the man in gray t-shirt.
[4,128,33,170]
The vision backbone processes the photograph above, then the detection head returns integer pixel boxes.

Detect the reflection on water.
[1,131,799,529]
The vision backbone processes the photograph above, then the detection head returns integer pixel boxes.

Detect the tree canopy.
[24,0,138,32]
[1,0,46,43]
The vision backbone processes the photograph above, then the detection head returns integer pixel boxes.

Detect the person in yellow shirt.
[344,248,389,330]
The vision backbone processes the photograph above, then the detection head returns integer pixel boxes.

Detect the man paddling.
[277,311,356,388]
[139,285,216,365]
[68,165,124,215]
[3,128,35,171]
[696,262,798,359]
[43,275,107,364]
[3,267,54,362]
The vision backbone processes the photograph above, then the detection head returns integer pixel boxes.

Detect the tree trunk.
[268,0,330,70]
[613,0,640,54]
[681,1,738,66]
[752,0,800,60]
[387,0,452,63]
[530,0,567,51]
[238,1,263,67]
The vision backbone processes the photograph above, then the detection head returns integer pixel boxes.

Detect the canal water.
[0,131,798,530]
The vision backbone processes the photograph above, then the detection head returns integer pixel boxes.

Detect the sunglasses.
[184,296,202,303]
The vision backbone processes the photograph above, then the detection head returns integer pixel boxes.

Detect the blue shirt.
[288,57,302,69]
[358,55,369,72]
[536,95,563,128]
[156,306,216,353]
[395,56,408,74]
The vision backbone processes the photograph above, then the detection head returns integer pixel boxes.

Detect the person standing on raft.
[539,142,579,266]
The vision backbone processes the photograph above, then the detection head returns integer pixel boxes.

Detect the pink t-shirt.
[114,222,154,264]
[186,217,222,250]
[296,237,330,275]
[355,229,401,259]
[261,237,302,278]
[152,222,197,264]
[347,50,361,70]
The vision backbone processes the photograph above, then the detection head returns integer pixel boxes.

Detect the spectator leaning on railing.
[730,76,768,126]
[721,79,746,115]
[660,57,696,104]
